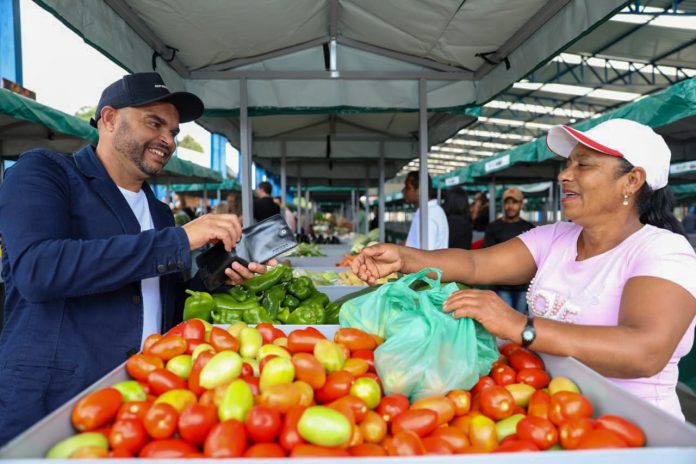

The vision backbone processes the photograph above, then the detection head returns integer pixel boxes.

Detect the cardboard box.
[2,325,696,461]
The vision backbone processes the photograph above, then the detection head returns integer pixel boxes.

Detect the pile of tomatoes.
[47,321,646,458]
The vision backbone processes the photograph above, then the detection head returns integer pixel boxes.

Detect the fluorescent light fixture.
[456,129,533,141]
[485,100,594,119]
[478,117,553,130]
[610,14,653,25]
[586,88,641,101]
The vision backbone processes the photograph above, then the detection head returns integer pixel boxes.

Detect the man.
[483,187,535,313]
[253,181,280,222]
[274,196,297,233]
[402,171,449,250]
[0,72,263,445]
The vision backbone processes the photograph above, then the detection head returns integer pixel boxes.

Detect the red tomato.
[330,395,369,423]
[499,342,522,357]
[259,354,279,373]
[178,403,218,447]
[209,326,239,352]
[348,443,387,456]
[594,415,645,447]
[468,414,498,451]
[491,365,517,386]
[204,419,247,457]
[181,319,206,341]
[117,401,152,422]
[279,405,307,452]
[576,428,628,449]
[516,415,558,450]
[334,328,378,352]
[71,387,123,432]
[446,389,472,416]
[527,389,551,419]
[391,409,438,437]
[479,385,515,420]
[508,349,545,371]
[548,391,593,426]
[143,402,178,439]
[292,353,327,389]
[241,362,254,377]
[109,419,149,454]
[411,396,456,426]
[493,440,540,453]
[430,426,470,452]
[471,375,496,395]
[243,442,286,457]
[358,410,387,444]
[351,349,375,372]
[376,393,410,423]
[422,436,453,455]
[138,439,197,458]
[187,350,214,396]
[516,368,550,389]
[558,416,594,450]
[241,375,260,396]
[185,338,206,355]
[109,448,134,458]
[147,368,186,396]
[244,405,282,443]
[126,354,164,382]
[287,328,326,353]
[147,334,187,361]
[314,370,355,404]
[166,322,185,337]
[142,333,162,353]
[386,430,426,456]
[256,323,279,345]
[290,444,350,457]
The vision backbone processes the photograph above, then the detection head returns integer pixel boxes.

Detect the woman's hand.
[351,243,403,285]
[443,289,527,342]
[223,258,279,286]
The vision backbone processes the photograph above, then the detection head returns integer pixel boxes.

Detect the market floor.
[677,382,696,424]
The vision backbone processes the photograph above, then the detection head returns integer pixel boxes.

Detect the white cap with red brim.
[546,118,671,190]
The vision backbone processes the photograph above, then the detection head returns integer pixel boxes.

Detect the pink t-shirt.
[519,222,696,419]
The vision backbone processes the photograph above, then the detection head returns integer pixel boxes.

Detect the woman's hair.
[616,158,686,237]
[443,187,472,220]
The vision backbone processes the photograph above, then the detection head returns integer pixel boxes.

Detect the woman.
[443,187,473,249]
[352,119,696,419]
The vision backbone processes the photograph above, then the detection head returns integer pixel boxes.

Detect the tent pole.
[418,78,429,249]
[378,146,385,243]
[305,188,310,235]
[489,180,496,224]
[296,175,302,236]
[281,143,287,214]
[364,178,370,235]
[240,77,253,227]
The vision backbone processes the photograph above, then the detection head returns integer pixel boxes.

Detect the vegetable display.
[46,322,647,458]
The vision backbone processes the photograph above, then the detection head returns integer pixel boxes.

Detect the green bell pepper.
[211,292,262,312]
[287,276,316,300]
[261,284,287,320]
[277,307,290,323]
[296,291,329,309]
[286,304,325,325]
[210,307,244,324]
[324,302,341,325]
[183,289,215,323]
[282,294,300,310]
[227,286,249,302]
[242,305,274,324]
[243,264,292,296]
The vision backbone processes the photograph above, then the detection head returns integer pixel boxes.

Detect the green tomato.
[219,379,254,422]
[496,413,526,441]
[46,432,108,458]
[349,377,381,409]
[199,350,242,389]
[154,388,197,413]
[239,327,263,358]
[259,357,295,392]
[111,380,147,402]
[298,406,352,447]
[166,354,193,379]
[313,340,345,374]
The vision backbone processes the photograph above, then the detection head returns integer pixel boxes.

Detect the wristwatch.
[520,316,536,348]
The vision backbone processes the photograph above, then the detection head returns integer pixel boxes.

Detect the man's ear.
[99,106,118,131]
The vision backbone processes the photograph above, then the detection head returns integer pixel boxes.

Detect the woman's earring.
[623,194,629,206]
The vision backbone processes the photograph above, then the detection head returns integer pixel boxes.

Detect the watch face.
[522,328,534,342]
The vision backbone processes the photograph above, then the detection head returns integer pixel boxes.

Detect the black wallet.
[196,214,297,291]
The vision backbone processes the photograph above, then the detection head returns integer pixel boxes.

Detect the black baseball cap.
[90,72,204,127]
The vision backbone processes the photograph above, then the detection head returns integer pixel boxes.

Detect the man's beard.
[113,120,169,177]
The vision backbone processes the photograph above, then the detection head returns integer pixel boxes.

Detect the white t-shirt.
[405,200,449,250]
[118,187,162,348]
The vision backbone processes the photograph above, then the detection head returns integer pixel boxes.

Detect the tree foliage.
[179,134,204,152]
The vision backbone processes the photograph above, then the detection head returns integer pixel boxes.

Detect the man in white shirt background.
[402,171,449,250]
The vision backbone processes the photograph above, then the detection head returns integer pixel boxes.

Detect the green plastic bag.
[340,268,499,401]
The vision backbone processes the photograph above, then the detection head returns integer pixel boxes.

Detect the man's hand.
[224,259,279,286]
[182,213,242,251]
[351,243,403,285]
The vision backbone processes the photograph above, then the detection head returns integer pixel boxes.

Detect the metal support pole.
[488,181,496,223]
[296,176,302,235]
[418,78,429,249]
[364,179,370,235]
[280,143,287,211]
[350,189,356,229]
[305,188,310,234]
[240,77,253,227]
[437,187,442,203]
[378,149,385,243]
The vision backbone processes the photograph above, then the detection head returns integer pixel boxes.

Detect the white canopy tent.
[35,0,627,246]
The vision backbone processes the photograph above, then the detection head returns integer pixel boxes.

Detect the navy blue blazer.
[0,146,192,445]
